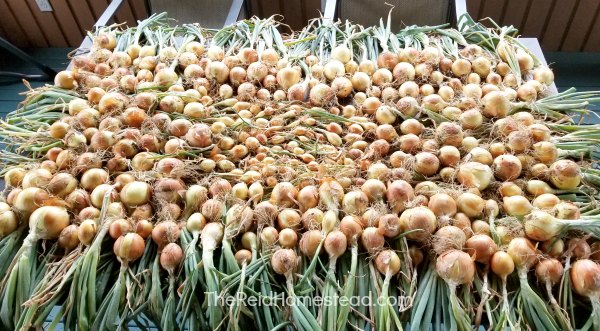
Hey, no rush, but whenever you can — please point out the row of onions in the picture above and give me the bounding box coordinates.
[0,12,600,331]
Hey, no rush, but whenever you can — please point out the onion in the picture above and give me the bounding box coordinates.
[436,122,463,147]
[570,259,600,297]
[152,221,181,248]
[0,210,18,238]
[160,242,183,273]
[120,181,152,207]
[493,154,522,181]
[277,228,297,248]
[399,207,437,241]
[360,179,387,202]
[457,162,493,190]
[80,168,109,191]
[277,67,301,89]
[507,237,537,270]
[78,219,97,246]
[532,193,560,210]
[481,91,510,118]
[4,168,25,187]
[360,227,384,253]
[54,70,76,89]
[502,196,532,216]
[568,238,591,259]
[533,67,555,85]
[276,208,301,230]
[414,152,440,176]
[271,249,297,276]
[351,72,370,91]
[456,192,484,218]
[45,173,77,198]
[270,182,298,208]
[386,180,414,213]
[436,250,475,286]
[14,187,52,214]
[22,168,52,189]
[491,251,515,280]
[550,160,580,190]
[309,83,334,106]
[376,214,400,238]
[114,233,145,263]
[185,123,212,148]
[465,234,497,264]
[29,206,70,240]
[108,218,131,240]
[433,226,467,254]
[428,193,457,222]
[555,201,580,220]
[375,250,401,277]
[299,230,324,258]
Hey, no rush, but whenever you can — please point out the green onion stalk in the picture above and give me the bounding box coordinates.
[218,231,260,330]
[507,238,559,331]
[272,248,321,331]
[201,221,225,330]
[124,239,158,325]
[472,272,498,330]
[373,250,404,331]
[350,252,373,330]
[559,238,583,331]
[512,88,600,120]
[0,223,26,277]
[177,226,207,329]
[73,186,118,331]
[321,230,347,331]
[159,242,184,331]
[147,250,164,323]
[334,242,358,331]
[92,233,146,331]
[435,250,475,331]
[252,228,285,330]
[0,242,55,329]
[17,245,83,330]
[535,258,574,331]
[0,205,70,329]
[410,259,443,331]
[524,210,600,241]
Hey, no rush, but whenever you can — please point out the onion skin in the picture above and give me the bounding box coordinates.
[550,160,581,190]
[491,251,515,279]
[29,206,70,240]
[160,242,183,272]
[570,259,600,297]
[507,237,538,270]
[375,250,401,276]
[465,234,497,264]
[113,232,146,263]
[399,207,437,241]
[436,250,475,286]
[271,249,298,276]
[523,210,561,241]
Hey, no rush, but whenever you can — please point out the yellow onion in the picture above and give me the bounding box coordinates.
[550,160,580,190]
[570,259,600,298]
[507,237,537,270]
[457,162,493,190]
[271,248,297,276]
[113,232,145,263]
[120,181,152,207]
[29,206,70,240]
[399,207,437,241]
[375,250,401,276]
[436,250,475,286]
[160,242,183,272]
